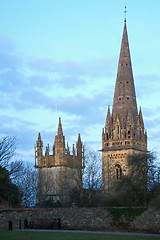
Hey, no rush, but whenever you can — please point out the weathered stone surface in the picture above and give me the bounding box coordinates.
[0,208,112,230]
[1,208,160,233]
[132,209,160,233]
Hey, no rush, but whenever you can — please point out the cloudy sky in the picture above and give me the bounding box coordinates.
[1,0,160,163]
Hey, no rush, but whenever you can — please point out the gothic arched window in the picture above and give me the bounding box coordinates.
[117,125,119,134]
[115,164,122,179]
[106,133,109,140]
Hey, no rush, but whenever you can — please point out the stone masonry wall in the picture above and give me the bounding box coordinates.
[0,207,160,233]
[0,208,112,230]
[132,209,160,233]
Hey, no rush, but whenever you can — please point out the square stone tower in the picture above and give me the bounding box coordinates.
[35,118,83,205]
[102,20,147,191]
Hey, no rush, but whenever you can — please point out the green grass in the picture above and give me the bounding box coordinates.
[0,231,160,240]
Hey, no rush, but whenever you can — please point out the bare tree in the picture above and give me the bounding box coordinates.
[82,146,102,190]
[12,165,38,207]
[0,136,24,178]
[0,136,38,207]
[70,146,103,207]
[9,160,24,179]
[0,136,16,168]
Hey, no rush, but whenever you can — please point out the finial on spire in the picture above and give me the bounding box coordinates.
[38,132,41,140]
[77,134,81,144]
[57,117,63,136]
[37,132,43,146]
[58,117,62,128]
[124,5,127,22]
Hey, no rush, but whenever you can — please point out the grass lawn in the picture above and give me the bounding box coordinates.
[0,231,160,240]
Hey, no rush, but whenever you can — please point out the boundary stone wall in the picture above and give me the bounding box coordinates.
[0,208,112,230]
[132,209,160,233]
[0,207,160,233]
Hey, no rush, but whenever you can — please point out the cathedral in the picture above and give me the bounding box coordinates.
[35,118,83,205]
[35,18,147,203]
[102,19,147,190]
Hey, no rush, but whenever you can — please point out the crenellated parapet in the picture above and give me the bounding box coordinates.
[35,118,83,169]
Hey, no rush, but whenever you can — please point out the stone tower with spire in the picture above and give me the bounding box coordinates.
[35,117,83,205]
[102,20,147,190]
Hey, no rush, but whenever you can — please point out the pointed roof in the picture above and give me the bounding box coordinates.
[105,105,111,125]
[112,21,138,119]
[57,117,63,136]
[38,132,42,141]
[77,134,82,145]
[37,132,43,146]
[54,117,65,147]
[139,107,144,127]
[37,132,42,143]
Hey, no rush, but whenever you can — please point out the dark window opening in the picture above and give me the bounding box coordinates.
[117,125,119,134]
[106,133,109,140]
[116,164,122,179]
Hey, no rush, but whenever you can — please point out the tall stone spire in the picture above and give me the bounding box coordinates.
[112,21,138,120]
[102,19,147,191]
[103,20,147,146]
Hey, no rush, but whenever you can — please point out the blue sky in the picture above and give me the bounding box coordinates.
[0,0,160,163]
